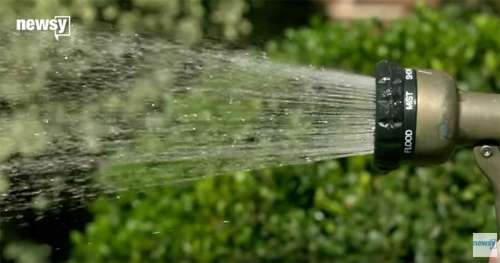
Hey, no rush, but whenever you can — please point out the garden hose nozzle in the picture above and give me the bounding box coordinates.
[374,60,500,238]
[374,60,500,170]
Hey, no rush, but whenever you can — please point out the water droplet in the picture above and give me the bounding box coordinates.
[377,77,390,84]
[314,211,324,221]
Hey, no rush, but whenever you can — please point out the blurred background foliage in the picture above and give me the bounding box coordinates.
[0,0,250,43]
[1,0,500,262]
[267,4,500,93]
[0,0,314,44]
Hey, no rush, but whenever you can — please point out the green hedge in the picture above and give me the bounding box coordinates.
[267,6,499,93]
[68,6,500,263]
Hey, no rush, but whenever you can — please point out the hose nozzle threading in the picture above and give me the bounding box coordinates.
[374,61,500,171]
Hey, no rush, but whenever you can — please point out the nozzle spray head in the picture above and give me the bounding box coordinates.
[374,61,500,171]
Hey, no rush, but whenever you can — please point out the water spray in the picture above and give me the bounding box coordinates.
[374,61,500,235]
[0,31,498,244]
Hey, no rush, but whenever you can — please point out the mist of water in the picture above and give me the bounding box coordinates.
[0,28,375,219]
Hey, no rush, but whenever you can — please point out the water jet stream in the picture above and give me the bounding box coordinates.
[0,29,375,219]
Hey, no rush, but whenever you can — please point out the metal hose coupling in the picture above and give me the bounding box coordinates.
[374,60,500,171]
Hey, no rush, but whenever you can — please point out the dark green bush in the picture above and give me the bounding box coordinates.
[69,6,500,263]
[267,6,499,93]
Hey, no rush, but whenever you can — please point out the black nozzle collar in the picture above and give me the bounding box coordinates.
[374,61,417,171]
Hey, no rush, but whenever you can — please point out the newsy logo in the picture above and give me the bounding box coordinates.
[16,16,71,40]
[473,233,497,258]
